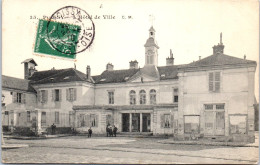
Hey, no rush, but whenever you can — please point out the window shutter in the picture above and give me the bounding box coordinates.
[45,90,48,103]
[51,90,54,101]
[215,72,220,92]
[22,93,26,104]
[59,89,62,101]
[95,115,98,127]
[160,114,164,128]
[215,82,220,92]
[215,72,220,81]
[74,88,77,101]
[209,73,214,91]
[86,114,91,127]
[66,89,69,101]
[12,92,17,103]
[170,114,174,128]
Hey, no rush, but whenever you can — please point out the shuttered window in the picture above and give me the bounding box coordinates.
[209,72,221,92]
[12,92,26,104]
[66,88,77,101]
[39,90,48,103]
[52,89,62,102]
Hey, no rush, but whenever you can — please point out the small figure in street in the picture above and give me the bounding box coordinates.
[109,126,113,137]
[106,124,110,137]
[88,127,92,138]
[113,125,118,137]
[51,123,56,135]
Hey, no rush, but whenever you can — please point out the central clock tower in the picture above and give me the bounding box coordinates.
[144,26,159,66]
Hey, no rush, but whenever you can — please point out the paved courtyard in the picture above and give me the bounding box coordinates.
[2,136,259,164]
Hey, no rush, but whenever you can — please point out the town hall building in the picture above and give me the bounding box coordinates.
[2,26,257,142]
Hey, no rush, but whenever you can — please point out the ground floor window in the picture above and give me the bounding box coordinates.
[55,111,59,124]
[90,114,98,127]
[78,114,98,127]
[230,115,247,134]
[69,111,74,126]
[41,112,46,126]
[79,114,85,127]
[184,115,200,134]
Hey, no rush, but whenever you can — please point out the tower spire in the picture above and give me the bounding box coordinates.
[149,15,155,26]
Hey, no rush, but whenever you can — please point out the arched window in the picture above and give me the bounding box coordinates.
[129,90,136,105]
[139,90,146,105]
[150,89,156,104]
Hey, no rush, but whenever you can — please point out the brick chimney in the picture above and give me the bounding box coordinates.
[86,65,91,80]
[166,49,174,66]
[106,63,114,71]
[213,32,224,55]
[129,60,138,69]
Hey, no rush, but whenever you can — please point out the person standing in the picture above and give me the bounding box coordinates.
[88,127,92,138]
[113,125,118,137]
[106,124,110,137]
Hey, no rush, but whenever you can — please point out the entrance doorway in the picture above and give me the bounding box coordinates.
[142,113,151,132]
[122,113,151,132]
[132,113,140,132]
[122,113,129,132]
[204,104,225,136]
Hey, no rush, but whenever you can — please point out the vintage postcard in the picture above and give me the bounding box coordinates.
[1,0,259,164]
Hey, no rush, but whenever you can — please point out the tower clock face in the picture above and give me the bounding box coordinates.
[146,49,154,55]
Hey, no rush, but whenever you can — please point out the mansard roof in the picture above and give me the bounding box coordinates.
[187,53,256,67]
[30,68,93,84]
[2,75,36,93]
[25,53,256,85]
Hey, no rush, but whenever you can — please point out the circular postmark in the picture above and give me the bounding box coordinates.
[46,6,95,55]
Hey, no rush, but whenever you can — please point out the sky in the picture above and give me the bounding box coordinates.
[2,0,259,100]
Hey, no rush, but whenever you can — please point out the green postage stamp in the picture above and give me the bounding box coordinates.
[34,19,80,59]
[34,6,95,60]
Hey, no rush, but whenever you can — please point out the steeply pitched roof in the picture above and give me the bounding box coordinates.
[30,68,92,84]
[94,69,139,84]
[2,75,36,93]
[187,53,256,67]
